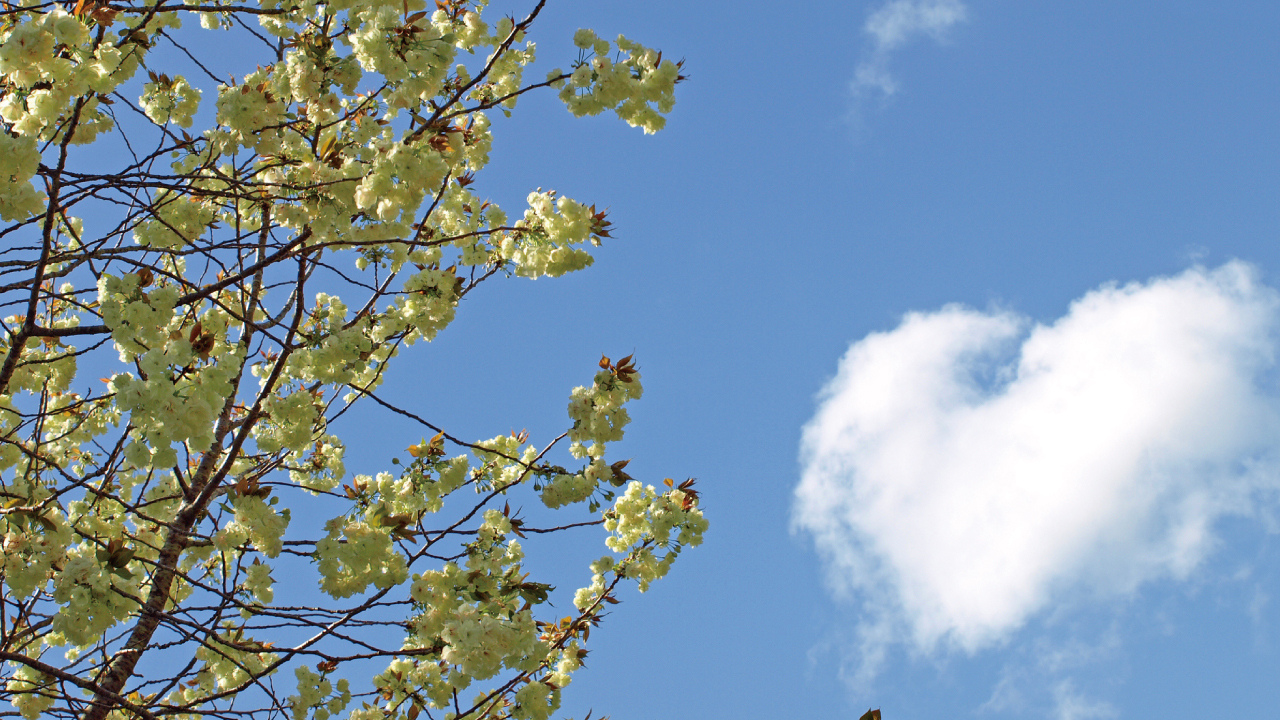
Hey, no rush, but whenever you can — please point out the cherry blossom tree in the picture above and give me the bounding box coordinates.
[0,1,706,718]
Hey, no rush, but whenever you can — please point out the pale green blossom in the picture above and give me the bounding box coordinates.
[0,3,700,718]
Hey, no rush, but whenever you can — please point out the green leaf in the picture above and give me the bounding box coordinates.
[110,547,136,568]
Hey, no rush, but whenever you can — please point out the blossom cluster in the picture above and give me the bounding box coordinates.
[5,665,52,720]
[551,29,682,134]
[132,192,217,249]
[0,7,133,145]
[101,273,241,466]
[506,191,600,279]
[288,665,352,720]
[315,516,409,598]
[0,2,699,719]
[140,73,202,127]
[194,623,279,692]
[568,368,643,453]
[0,132,44,221]
[395,513,563,718]
[215,494,291,559]
[571,480,708,614]
[1,492,71,601]
[49,542,142,649]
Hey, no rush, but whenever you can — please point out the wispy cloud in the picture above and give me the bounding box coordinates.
[854,0,968,96]
[794,263,1280,658]
[979,631,1123,719]
[1053,680,1118,720]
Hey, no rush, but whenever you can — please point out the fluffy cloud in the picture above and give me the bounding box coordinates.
[854,0,967,95]
[794,263,1280,654]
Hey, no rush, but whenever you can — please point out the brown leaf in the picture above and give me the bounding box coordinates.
[858,710,881,720]
[427,431,446,456]
[609,459,633,485]
[192,332,215,359]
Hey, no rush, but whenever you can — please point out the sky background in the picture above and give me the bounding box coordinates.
[344,2,1280,719]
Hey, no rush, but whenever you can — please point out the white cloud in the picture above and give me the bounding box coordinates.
[1052,681,1117,720]
[854,0,967,96]
[794,262,1280,655]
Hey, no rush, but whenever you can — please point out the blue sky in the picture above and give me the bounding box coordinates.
[359,2,1280,719]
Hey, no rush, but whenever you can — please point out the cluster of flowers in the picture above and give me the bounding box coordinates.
[385,263,461,345]
[505,191,601,279]
[140,73,202,127]
[41,468,197,654]
[605,481,708,590]
[0,483,71,601]
[100,273,241,468]
[465,433,540,493]
[1,1,699,718]
[6,665,52,720]
[0,291,92,475]
[132,192,217,249]
[0,133,44,221]
[214,493,291,559]
[253,389,324,454]
[271,293,372,385]
[390,511,560,719]
[194,622,280,692]
[551,29,682,134]
[288,664,353,720]
[568,367,643,454]
[288,433,349,492]
[571,480,708,613]
[538,457,615,510]
[314,515,409,599]
[0,6,134,147]
[243,559,275,604]
[49,542,143,649]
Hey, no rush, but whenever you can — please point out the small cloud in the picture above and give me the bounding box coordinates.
[1053,680,1118,720]
[979,668,1027,715]
[1248,581,1270,640]
[794,263,1280,660]
[978,630,1122,719]
[853,0,968,96]
[1183,244,1211,264]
